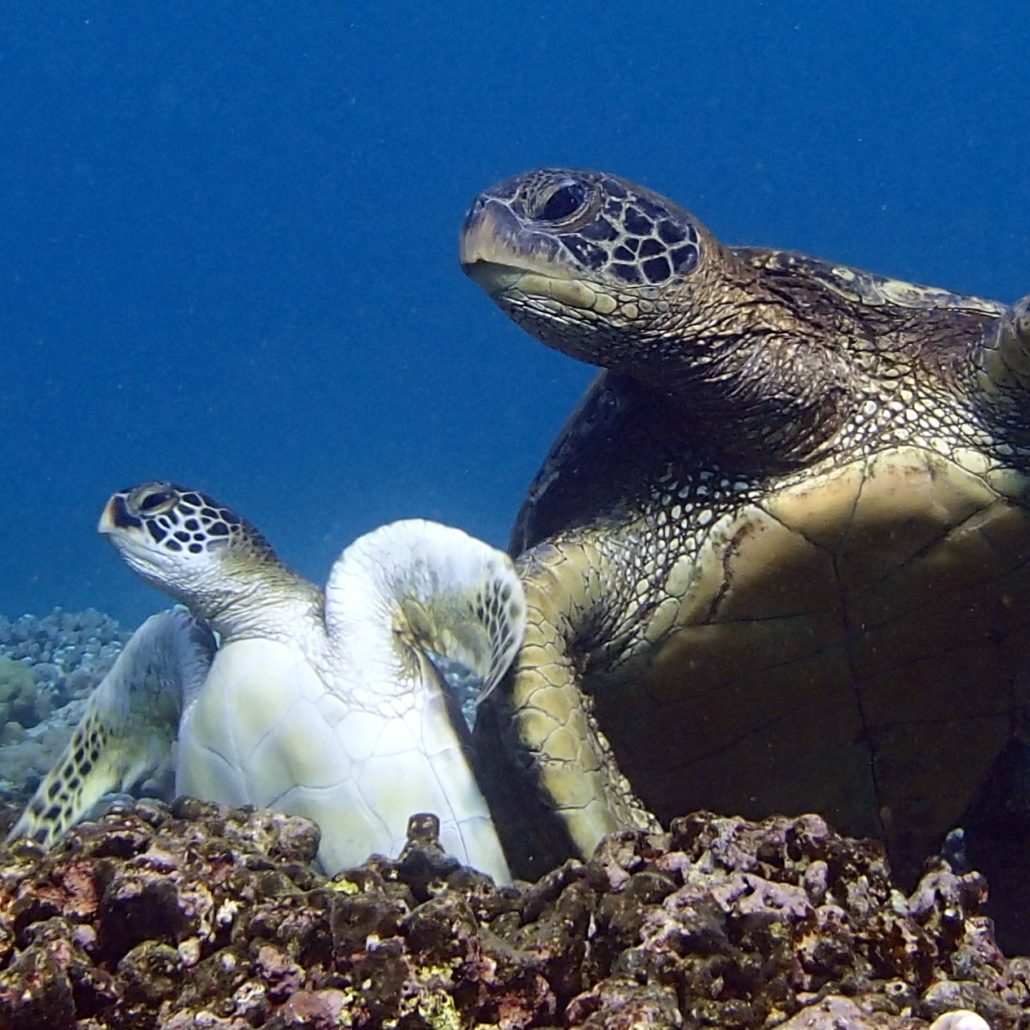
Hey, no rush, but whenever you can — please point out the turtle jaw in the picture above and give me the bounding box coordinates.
[464,261,617,325]
[98,493,196,604]
[460,195,580,293]
[98,493,141,533]
[461,192,657,365]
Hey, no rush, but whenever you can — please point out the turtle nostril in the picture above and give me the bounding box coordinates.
[536,182,587,223]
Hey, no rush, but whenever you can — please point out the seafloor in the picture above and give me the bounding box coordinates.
[0,609,1028,1029]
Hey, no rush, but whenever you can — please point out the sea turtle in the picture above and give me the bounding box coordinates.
[10,485,526,882]
[460,168,1030,887]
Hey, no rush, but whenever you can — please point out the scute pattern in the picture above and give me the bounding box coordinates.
[181,634,495,871]
[111,483,277,561]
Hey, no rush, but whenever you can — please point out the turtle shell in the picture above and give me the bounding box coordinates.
[490,366,1030,886]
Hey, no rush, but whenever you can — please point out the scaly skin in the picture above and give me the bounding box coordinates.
[463,169,1030,881]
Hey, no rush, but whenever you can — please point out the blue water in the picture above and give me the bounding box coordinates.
[3,3,1029,625]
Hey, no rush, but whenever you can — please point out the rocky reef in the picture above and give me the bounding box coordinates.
[0,801,1025,1029]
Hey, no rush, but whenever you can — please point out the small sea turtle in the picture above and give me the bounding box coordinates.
[461,168,1030,886]
[11,484,525,881]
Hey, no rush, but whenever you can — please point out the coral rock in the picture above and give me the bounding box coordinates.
[0,804,1026,1028]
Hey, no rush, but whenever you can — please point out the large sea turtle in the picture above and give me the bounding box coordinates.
[460,168,1030,888]
[9,485,525,882]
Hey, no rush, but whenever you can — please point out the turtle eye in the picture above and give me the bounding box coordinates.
[535,181,588,223]
[133,486,176,515]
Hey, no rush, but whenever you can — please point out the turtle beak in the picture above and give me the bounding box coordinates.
[459,197,531,294]
[98,494,140,534]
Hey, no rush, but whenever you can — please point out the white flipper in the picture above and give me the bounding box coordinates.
[7,608,215,847]
[326,518,526,705]
[322,519,525,880]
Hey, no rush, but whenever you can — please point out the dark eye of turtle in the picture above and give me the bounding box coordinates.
[536,182,587,222]
[138,490,174,512]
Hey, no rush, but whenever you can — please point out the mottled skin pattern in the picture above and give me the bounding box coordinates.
[462,169,1030,882]
[8,609,214,846]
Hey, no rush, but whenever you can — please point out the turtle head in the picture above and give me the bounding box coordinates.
[462,169,853,463]
[461,169,724,373]
[99,482,281,617]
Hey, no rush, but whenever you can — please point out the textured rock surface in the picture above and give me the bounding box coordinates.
[0,802,1025,1029]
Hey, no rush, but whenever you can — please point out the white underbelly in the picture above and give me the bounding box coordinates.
[176,637,509,881]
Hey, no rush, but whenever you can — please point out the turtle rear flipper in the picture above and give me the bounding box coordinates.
[6,608,215,847]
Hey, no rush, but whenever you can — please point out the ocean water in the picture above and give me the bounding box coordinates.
[3,3,1029,623]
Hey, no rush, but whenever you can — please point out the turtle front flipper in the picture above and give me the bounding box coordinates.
[320,519,526,881]
[476,535,660,878]
[326,518,526,704]
[6,609,215,847]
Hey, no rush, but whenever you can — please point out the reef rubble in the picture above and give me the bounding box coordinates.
[0,801,1026,1029]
